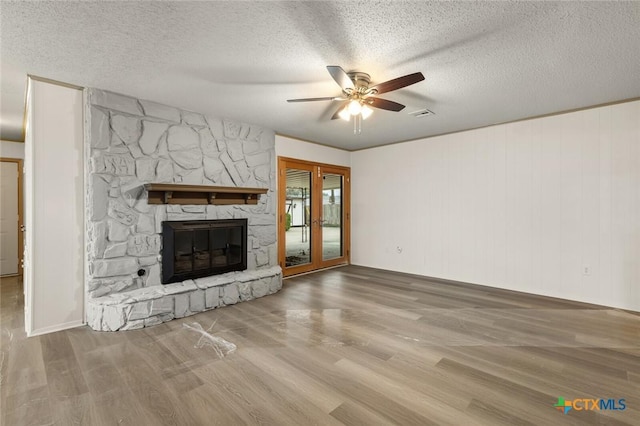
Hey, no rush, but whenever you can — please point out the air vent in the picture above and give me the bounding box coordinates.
[408,109,435,118]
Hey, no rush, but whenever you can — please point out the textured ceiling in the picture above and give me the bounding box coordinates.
[1,1,639,150]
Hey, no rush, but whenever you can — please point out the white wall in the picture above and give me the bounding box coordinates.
[275,134,351,167]
[24,79,84,336]
[0,140,25,159]
[352,100,640,311]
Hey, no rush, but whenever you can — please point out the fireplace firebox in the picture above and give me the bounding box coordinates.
[161,219,247,284]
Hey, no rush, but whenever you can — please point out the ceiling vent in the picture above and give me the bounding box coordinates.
[408,108,435,118]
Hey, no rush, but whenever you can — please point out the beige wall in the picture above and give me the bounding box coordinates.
[0,140,25,159]
[275,135,351,167]
[352,100,640,311]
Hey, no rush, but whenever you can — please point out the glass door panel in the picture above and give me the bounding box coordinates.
[193,230,210,270]
[279,157,350,276]
[174,230,193,274]
[321,173,343,261]
[284,168,312,268]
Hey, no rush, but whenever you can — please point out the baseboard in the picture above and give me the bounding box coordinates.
[27,319,85,337]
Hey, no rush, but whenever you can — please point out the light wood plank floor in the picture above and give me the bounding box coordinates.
[2,265,639,425]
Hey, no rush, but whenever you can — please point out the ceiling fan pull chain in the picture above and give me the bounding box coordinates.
[354,114,362,135]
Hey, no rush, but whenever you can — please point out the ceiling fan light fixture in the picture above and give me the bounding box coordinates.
[361,104,373,120]
[338,107,351,121]
[348,99,362,116]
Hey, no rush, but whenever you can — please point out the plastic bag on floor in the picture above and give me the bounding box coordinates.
[183,321,237,358]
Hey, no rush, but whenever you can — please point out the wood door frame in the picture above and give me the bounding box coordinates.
[0,157,24,276]
[278,157,351,277]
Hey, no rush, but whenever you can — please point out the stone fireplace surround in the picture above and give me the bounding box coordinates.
[85,89,282,331]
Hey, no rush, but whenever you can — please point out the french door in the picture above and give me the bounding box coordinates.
[278,157,350,276]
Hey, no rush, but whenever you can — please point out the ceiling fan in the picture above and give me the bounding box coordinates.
[287,66,425,133]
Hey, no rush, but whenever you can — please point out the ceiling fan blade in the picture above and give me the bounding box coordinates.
[366,97,406,112]
[369,72,425,95]
[327,66,355,91]
[330,102,348,120]
[287,96,343,102]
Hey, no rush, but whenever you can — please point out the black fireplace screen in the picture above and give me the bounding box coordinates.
[161,219,247,284]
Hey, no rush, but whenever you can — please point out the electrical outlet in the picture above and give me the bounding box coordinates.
[583,266,591,276]
[396,246,403,254]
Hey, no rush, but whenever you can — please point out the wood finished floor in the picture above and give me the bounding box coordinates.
[1,265,639,425]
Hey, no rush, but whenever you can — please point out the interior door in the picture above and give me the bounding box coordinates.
[0,160,20,276]
[278,157,350,276]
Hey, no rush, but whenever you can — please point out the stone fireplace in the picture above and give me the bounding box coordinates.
[85,89,282,331]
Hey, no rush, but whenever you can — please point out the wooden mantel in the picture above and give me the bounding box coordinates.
[144,183,268,205]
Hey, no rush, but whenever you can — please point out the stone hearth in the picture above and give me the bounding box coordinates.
[87,266,281,331]
[85,88,281,331]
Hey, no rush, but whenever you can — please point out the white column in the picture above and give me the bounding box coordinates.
[24,78,85,336]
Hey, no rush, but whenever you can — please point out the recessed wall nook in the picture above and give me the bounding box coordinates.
[85,89,282,331]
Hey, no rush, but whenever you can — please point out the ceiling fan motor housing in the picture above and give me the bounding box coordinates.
[346,72,372,95]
